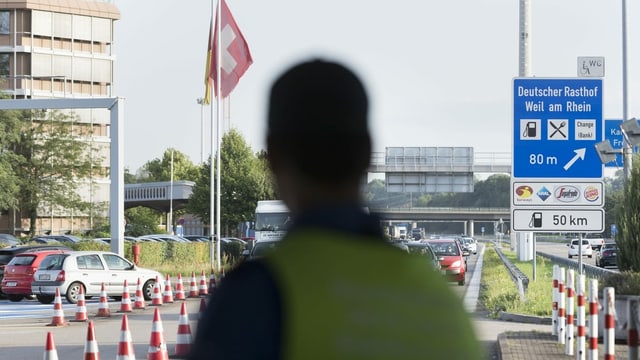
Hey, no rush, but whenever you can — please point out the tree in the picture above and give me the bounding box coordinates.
[3,109,100,235]
[136,149,199,183]
[187,129,273,236]
[0,109,24,211]
[616,155,640,271]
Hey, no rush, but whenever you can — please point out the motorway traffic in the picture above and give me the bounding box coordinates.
[0,240,614,359]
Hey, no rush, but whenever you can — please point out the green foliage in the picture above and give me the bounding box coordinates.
[479,245,553,318]
[124,206,162,237]
[601,271,640,295]
[616,154,640,271]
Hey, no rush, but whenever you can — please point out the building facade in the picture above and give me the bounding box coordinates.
[0,0,120,236]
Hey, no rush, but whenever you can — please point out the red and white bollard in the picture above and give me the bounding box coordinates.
[576,273,586,360]
[588,278,599,360]
[552,264,559,336]
[603,286,615,360]
[558,267,566,345]
[565,269,574,356]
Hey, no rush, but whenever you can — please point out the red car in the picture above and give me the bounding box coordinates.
[0,248,69,302]
[426,239,467,286]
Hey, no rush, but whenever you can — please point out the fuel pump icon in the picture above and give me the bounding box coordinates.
[529,212,542,228]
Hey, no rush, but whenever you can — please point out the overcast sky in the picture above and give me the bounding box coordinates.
[112,0,639,173]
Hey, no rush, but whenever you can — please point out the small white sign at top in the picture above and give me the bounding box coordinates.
[578,57,605,77]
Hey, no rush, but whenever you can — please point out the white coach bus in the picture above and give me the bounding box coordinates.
[254,200,290,242]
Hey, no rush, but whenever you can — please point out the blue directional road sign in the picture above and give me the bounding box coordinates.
[513,78,603,178]
[604,119,638,168]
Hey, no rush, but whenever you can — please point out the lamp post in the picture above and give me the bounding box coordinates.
[196,98,205,163]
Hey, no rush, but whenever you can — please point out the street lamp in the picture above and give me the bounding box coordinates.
[196,98,205,163]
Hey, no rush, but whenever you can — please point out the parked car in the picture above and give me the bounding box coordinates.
[426,239,467,286]
[567,239,593,258]
[30,235,81,245]
[31,251,162,304]
[0,234,20,247]
[0,245,72,298]
[596,242,618,268]
[183,235,210,242]
[0,248,70,302]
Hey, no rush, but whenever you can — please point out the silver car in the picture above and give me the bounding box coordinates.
[31,251,162,304]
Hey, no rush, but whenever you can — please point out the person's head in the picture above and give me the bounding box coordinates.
[266,59,371,213]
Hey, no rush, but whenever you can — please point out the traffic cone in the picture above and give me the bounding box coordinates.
[174,273,185,300]
[188,272,199,298]
[83,321,100,360]
[162,274,174,304]
[151,276,163,306]
[208,271,217,294]
[119,279,133,313]
[134,277,146,310]
[72,285,88,322]
[147,307,169,360]
[199,297,207,318]
[43,332,59,360]
[172,302,192,358]
[198,270,208,297]
[116,315,135,360]
[47,287,68,327]
[96,282,111,317]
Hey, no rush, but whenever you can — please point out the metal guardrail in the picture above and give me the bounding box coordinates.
[536,251,617,280]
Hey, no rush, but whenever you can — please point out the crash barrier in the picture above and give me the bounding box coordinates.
[552,265,640,359]
[495,246,529,293]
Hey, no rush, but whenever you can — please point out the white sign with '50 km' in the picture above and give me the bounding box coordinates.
[512,208,604,232]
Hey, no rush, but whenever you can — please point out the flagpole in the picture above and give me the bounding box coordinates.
[215,0,222,273]
[208,0,216,272]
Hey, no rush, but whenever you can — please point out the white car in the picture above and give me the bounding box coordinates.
[31,251,162,304]
[567,239,593,259]
[462,237,478,255]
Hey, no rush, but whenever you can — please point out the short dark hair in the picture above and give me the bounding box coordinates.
[267,59,371,183]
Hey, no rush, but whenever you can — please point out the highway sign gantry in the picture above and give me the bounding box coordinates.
[513,78,604,179]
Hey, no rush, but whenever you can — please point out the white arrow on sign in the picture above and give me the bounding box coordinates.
[563,148,586,171]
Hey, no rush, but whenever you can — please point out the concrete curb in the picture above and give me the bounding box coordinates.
[498,311,552,325]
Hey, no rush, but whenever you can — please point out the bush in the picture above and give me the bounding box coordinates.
[601,271,640,295]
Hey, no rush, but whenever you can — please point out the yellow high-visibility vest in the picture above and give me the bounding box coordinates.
[265,229,483,360]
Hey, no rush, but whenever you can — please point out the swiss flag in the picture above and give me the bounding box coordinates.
[210,0,253,98]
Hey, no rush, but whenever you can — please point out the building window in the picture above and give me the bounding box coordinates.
[0,12,9,35]
[0,54,9,77]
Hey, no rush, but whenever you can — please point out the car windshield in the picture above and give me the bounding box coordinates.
[251,242,279,257]
[8,255,37,266]
[432,242,459,256]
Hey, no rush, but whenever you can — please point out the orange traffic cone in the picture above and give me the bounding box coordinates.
[43,332,59,360]
[134,277,146,310]
[71,285,88,322]
[188,272,199,298]
[198,270,208,297]
[116,315,135,360]
[162,274,174,304]
[147,307,169,360]
[119,279,133,313]
[47,288,68,327]
[174,273,185,300]
[83,321,100,360]
[96,282,111,317]
[172,302,192,357]
[208,271,217,294]
[151,276,163,306]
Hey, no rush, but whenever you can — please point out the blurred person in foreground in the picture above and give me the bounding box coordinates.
[189,59,483,360]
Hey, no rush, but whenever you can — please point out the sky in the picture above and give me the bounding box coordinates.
[112,0,640,174]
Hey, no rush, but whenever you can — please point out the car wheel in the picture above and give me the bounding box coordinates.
[65,282,84,304]
[143,279,156,301]
[36,294,55,304]
[588,255,593,258]
[7,294,23,302]
[458,276,466,286]
[112,296,122,302]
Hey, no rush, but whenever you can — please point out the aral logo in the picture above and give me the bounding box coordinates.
[584,186,600,202]
[554,185,580,202]
[537,186,551,201]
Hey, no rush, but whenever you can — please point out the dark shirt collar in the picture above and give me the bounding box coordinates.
[286,204,382,238]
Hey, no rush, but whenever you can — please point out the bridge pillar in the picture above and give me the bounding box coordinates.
[467,220,474,237]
